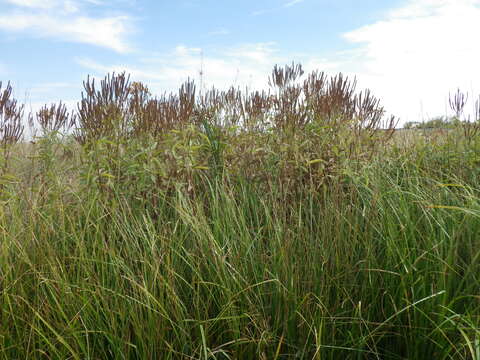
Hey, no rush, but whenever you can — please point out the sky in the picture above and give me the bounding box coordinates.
[0,0,479,125]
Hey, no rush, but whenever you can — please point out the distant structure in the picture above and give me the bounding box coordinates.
[199,50,204,95]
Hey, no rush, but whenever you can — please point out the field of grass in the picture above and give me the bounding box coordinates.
[0,65,479,359]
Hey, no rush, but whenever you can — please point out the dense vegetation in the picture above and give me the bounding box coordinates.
[403,116,462,129]
[0,64,479,359]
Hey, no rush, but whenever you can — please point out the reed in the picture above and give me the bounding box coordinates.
[0,64,479,359]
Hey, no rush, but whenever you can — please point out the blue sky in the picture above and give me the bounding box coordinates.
[1,0,479,124]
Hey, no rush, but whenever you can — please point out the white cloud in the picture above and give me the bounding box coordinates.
[0,63,7,77]
[224,42,279,65]
[251,9,269,16]
[14,81,77,110]
[5,0,80,12]
[284,0,304,7]
[174,45,202,57]
[208,28,230,36]
[29,82,73,94]
[0,0,132,52]
[63,0,79,13]
[83,0,104,4]
[341,0,480,122]
[25,99,78,114]
[5,0,58,8]
[253,0,305,16]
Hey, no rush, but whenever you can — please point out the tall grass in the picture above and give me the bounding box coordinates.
[0,64,479,359]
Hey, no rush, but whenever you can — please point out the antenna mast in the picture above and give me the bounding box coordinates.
[199,50,204,96]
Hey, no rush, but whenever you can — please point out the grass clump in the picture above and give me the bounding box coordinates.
[0,64,479,359]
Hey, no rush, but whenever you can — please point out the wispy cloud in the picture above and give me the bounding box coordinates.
[5,0,58,8]
[223,42,280,65]
[4,0,81,12]
[208,28,230,36]
[252,0,305,16]
[0,0,134,52]
[284,0,304,8]
[251,9,269,16]
[22,82,77,115]
[0,63,7,77]
[83,0,104,5]
[29,82,74,94]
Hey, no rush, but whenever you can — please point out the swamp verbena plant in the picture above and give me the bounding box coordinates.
[69,64,397,197]
[0,81,24,176]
